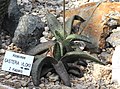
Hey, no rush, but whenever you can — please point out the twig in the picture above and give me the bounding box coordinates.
[63,0,66,35]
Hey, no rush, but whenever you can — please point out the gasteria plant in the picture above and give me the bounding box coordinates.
[31,13,105,87]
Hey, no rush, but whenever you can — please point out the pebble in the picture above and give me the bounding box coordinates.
[0,73,5,78]
[49,74,59,82]
[99,52,112,63]
[42,31,49,37]
[40,37,48,42]
[5,74,12,79]
[20,80,28,87]
[57,16,63,22]
[39,84,45,88]
[0,49,5,54]
[44,26,49,31]
[46,72,52,77]
[11,76,18,80]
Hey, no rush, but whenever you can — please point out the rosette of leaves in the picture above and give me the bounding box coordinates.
[31,13,105,87]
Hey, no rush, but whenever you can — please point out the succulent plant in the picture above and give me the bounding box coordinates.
[31,13,105,87]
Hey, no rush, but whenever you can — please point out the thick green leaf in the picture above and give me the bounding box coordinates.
[31,55,57,86]
[55,30,64,41]
[53,41,63,61]
[65,34,91,43]
[46,13,65,41]
[65,15,85,36]
[77,59,88,67]
[26,41,55,55]
[53,61,71,86]
[68,65,83,78]
[60,51,105,65]
[63,40,74,52]
[63,34,91,52]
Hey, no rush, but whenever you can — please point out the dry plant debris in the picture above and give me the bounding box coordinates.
[65,2,120,51]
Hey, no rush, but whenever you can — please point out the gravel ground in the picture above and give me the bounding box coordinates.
[0,0,120,89]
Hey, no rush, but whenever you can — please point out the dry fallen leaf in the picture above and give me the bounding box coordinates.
[65,2,120,52]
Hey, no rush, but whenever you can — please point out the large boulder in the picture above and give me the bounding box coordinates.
[2,0,22,37]
[12,14,45,52]
[0,0,10,30]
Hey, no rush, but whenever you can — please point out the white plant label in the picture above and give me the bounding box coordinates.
[2,51,34,76]
[112,45,120,84]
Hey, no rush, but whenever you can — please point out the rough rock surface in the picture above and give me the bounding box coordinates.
[106,27,120,47]
[0,0,10,31]
[2,0,23,37]
[12,14,44,52]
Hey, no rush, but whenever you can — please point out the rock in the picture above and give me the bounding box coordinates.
[24,3,32,12]
[0,83,15,89]
[5,74,12,79]
[46,72,52,77]
[99,52,112,63]
[42,31,49,37]
[2,0,23,37]
[0,49,6,54]
[4,80,14,87]
[13,81,22,88]
[75,84,86,89]
[20,80,29,87]
[106,27,120,47]
[12,14,44,52]
[44,26,49,32]
[0,0,10,31]
[112,45,120,84]
[0,74,5,78]
[39,84,45,88]
[49,74,59,82]
[40,37,48,43]
[0,39,2,49]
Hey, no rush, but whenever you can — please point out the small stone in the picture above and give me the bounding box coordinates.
[21,80,28,87]
[5,74,12,79]
[3,80,14,87]
[99,52,112,63]
[44,78,49,84]
[54,81,60,85]
[57,17,63,23]
[7,46,11,50]
[14,81,22,88]
[106,32,120,47]
[44,26,49,32]
[24,4,32,12]
[0,73,5,78]
[42,31,49,37]
[39,84,45,88]
[75,84,86,89]
[0,49,5,54]
[11,76,18,80]
[9,43,15,47]
[40,77,45,82]
[32,12,37,15]
[46,72,51,77]
[50,82,55,85]
[40,37,48,43]
[49,74,59,82]
[52,37,56,41]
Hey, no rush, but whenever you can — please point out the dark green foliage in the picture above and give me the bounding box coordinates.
[31,13,105,87]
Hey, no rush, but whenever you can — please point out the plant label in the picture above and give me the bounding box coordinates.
[2,51,34,76]
[112,45,120,84]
